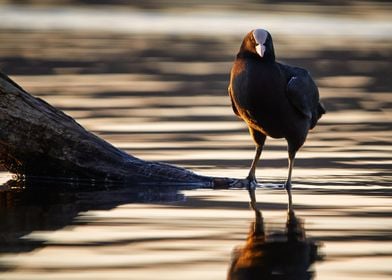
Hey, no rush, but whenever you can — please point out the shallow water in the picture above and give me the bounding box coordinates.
[0,2,391,279]
[0,178,391,280]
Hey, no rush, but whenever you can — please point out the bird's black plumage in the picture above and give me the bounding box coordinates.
[228,29,325,212]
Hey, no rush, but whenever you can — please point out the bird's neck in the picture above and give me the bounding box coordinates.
[237,51,276,62]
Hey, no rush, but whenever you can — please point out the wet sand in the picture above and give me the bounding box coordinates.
[0,2,391,279]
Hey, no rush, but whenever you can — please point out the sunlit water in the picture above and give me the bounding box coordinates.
[1,4,391,39]
[0,2,391,280]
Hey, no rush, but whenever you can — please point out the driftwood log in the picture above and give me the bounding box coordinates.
[0,71,233,188]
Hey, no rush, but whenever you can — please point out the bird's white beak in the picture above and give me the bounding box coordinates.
[256,44,266,57]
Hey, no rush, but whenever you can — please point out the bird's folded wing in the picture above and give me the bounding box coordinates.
[286,75,313,119]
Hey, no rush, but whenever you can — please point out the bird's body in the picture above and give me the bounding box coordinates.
[229,29,325,212]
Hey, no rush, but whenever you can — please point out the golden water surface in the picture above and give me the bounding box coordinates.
[0,2,391,279]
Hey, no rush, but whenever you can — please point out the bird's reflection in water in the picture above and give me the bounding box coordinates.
[228,210,322,280]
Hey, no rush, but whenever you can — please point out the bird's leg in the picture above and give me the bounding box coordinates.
[285,150,296,213]
[247,145,262,212]
[247,145,262,182]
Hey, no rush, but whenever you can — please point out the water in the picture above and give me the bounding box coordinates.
[1,4,391,39]
[0,2,391,279]
[0,179,390,279]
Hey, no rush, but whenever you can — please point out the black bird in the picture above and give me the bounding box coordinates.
[228,29,325,212]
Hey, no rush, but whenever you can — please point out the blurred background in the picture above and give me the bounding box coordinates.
[0,1,391,279]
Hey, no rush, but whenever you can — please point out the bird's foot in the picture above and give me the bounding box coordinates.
[247,177,259,190]
[228,177,260,189]
[229,177,260,212]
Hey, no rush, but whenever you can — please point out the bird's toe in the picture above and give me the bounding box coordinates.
[249,179,258,190]
[246,175,259,188]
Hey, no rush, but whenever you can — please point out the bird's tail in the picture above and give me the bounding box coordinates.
[310,102,326,129]
[318,102,326,116]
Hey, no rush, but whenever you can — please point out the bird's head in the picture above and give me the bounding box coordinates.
[239,29,275,61]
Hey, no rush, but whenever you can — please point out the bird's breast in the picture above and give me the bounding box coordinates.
[230,59,294,138]
[232,60,285,101]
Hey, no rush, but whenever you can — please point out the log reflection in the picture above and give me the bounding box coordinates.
[0,179,185,256]
[228,211,322,280]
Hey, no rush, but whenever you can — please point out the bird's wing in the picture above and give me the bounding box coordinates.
[281,64,324,129]
[285,69,318,120]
